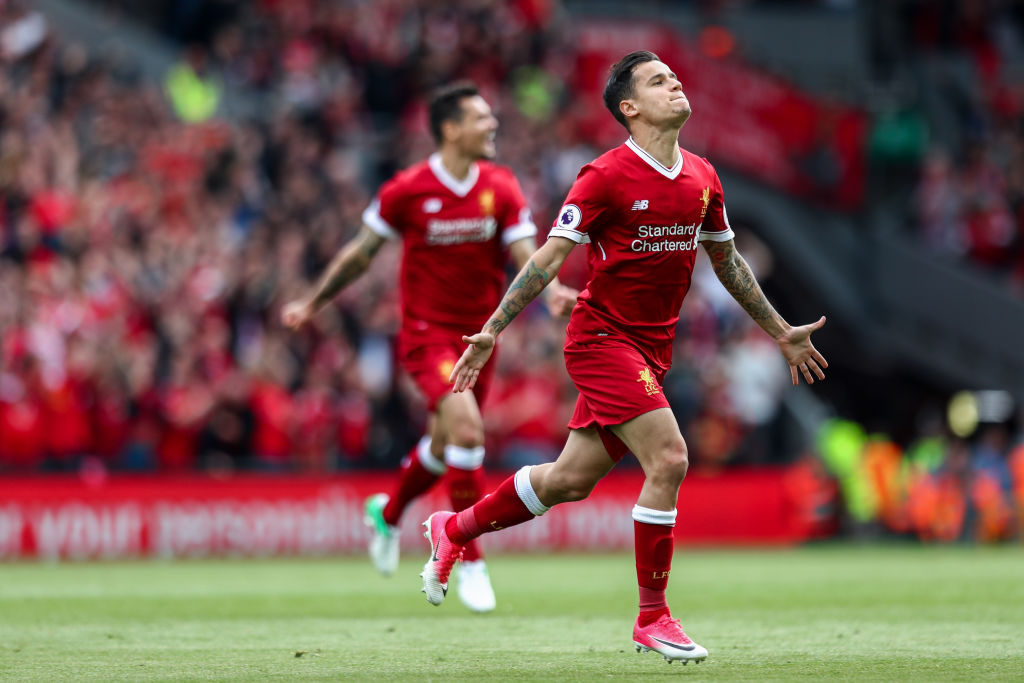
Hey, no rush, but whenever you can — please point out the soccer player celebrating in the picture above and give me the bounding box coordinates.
[282,82,576,612]
[424,52,828,661]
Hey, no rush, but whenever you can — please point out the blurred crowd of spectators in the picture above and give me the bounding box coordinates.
[818,414,1024,543]
[897,1,1024,289]
[0,0,791,473]
[807,0,1024,543]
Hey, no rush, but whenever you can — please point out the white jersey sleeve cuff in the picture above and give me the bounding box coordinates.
[548,227,591,244]
[362,200,400,240]
[502,220,537,247]
[698,227,735,242]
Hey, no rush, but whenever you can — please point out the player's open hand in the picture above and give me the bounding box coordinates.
[545,283,579,317]
[281,299,315,331]
[449,332,496,393]
[775,316,828,385]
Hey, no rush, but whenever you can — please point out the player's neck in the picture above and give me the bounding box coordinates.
[627,127,680,169]
[437,147,476,181]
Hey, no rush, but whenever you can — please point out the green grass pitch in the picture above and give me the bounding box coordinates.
[1,546,1022,681]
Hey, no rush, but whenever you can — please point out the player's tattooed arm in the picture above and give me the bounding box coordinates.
[309,225,387,309]
[702,239,788,339]
[483,236,575,336]
[484,260,553,335]
[283,225,387,330]
[507,237,579,317]
[451,236,576,393]
[703,238,829,386]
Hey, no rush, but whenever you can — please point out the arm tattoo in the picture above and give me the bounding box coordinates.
[312,234,383,308]
[706,242,786,338]
[484,260,552,336]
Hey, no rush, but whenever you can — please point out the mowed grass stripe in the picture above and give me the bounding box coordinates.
[0,547,1021,681]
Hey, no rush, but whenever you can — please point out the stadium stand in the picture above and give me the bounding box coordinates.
[1,0,1022,543]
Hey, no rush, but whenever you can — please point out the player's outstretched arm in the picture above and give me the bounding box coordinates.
[702,239,828,385]
[281,225,386,330]
[450,236,576,392]
[508,237,579,317]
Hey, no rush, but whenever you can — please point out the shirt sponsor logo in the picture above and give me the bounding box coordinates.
[557,204,582,230]
[631,200,649,211]
[426,216,497,245]
[638,367,660,396]
[631,222,700,252]
[423,198,443,213]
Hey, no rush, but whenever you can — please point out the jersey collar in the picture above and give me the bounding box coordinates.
[625,137,683,180]
[428,153,479,197]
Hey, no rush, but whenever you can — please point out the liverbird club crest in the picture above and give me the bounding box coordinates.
[479,188,495,216]
[637,367,660,396]
[699,187,711,221]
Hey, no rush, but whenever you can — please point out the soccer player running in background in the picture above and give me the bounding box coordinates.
[282,82,577,612]
[423,52,828,661]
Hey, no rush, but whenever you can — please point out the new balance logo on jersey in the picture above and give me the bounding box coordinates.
[631,200,649,211]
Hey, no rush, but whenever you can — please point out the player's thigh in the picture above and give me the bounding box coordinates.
[534,427,617,504]
[609,407,687,475]
[436,389,484,445]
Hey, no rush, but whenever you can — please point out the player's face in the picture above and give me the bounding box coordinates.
[626,60,690,129]
[451,95,498,160]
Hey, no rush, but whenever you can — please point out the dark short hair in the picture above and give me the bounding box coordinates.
[603,50,660,131]
[428,81,480,144]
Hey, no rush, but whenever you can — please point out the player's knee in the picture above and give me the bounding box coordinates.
[446,428,481,448]
[448,420,484,448]
[541,469,597,503]
[649,439,689,485]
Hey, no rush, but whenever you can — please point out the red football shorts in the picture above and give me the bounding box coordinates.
[398,324,496,413]
[564,338,670,462]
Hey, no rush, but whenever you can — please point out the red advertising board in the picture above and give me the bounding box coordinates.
[0,468,823,559]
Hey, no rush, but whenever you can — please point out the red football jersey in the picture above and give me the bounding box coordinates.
[363,154,536,330]
[550,138,734,371]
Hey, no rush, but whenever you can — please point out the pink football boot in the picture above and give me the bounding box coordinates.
[633,612,708,664]
[419,511,464,606]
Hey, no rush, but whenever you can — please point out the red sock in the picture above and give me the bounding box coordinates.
[446,465,486,562]
[382,446,441,527]
[635,517,675,626]
[445,474,535,545]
